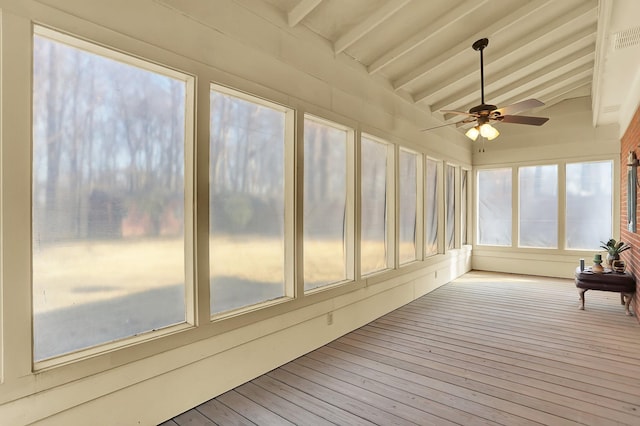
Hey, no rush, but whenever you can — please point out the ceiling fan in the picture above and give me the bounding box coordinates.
[425,38,549,141]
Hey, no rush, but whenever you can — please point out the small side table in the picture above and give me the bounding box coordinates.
[574,267,636,315]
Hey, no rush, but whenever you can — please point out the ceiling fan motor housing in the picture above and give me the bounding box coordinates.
[469,103,497,115]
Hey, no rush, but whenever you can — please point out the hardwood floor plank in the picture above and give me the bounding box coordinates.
[234,381,333,425]
[196,399,255,426]
[294,354,473,425]
[329,338,616,425]
[414,292,638,332]
[268,368,414,425]
[306,348,541,426]
[374,315,640,377]
[398,302,640,354]
[421,290,639,332]
[252,374,377,426]
[216,390,295,425]
[342,328,640,424]
[166,272,640,426]
[411,289,637,325]
[173,409,216,426]
[385,309,640,366]
[354,324,640,405]
[322,340,579,426]
[280,361,431,425]
[369,318,640,396]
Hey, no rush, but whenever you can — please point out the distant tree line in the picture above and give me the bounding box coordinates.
[33,35,186,244]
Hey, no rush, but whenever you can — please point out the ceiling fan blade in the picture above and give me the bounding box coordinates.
[495,99,545,116]
[500,115,549,126]
[441,110,475,116]
[421,118,475,131]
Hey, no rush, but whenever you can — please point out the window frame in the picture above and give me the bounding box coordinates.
[302,113,355,292]
[517,164,559,249]
[445,163,457,250]
[425,157,443,257]
[397,147,423,265]
[475,157,618,252]
[208,83,296,319]
[565,159,615,250]
[461,168,470,246]
[476,167,513,247]
[31,25,197,369]
[360,133,395,277]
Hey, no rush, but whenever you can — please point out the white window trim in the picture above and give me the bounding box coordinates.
[476,167,513,248]
[398,147,423,265]
[208,83,296,319]
[475,157,618,252]
[32,25,197,369]
[302,114,356,293]
[445,163,457,251]
[360,133,395,277]
[517,164,559,249]
[425,157,442,257]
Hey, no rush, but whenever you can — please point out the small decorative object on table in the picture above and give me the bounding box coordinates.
[592,253,604,273]
[599,238,631,268]
[612,259,626,273]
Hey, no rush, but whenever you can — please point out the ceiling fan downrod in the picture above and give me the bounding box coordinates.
[468,38,497,116]
[473,38,489,105]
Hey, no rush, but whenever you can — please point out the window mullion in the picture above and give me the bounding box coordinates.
[386,143,396,270]
[3,10,33,378]
[558,162,566,250]
[512,167,518,249]
[415,154,424,260]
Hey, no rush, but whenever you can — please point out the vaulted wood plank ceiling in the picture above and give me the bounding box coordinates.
[261,0,640,131]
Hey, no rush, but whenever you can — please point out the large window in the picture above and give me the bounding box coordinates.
[361,135,391,276]
[209,86,290,315]
[519,165,558,248]
[304,116,352,291]
[399,149,418,264]
[425,159,439,256]
[446,165,456,249]
[566,161,613,249]
[32,29,191,361]
[477,168,512,246]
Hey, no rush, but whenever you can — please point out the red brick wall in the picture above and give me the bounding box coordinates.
[620,105,640,321]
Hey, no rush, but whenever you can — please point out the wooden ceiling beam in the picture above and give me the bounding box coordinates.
[415,25,597,105]
[414,2,596,97]
[497,68,593,109]
[334,0,410,54]
[432,44,595,113]
[485,61,594,110]
[393,0,559,91]
[287,0,323,27]
[444,67,593,120]
[539,79,592,109]
[367,0,489,75]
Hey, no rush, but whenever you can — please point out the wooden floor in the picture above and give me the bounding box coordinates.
[161,271,640,425]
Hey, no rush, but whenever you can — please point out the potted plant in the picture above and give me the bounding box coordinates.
[599,238,631,268]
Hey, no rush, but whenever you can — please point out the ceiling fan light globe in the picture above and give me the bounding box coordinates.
[465,126,480,141]
[479,123,499,140]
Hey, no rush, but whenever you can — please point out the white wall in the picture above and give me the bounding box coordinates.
[472,96,620,278]
[0,0,472,424]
